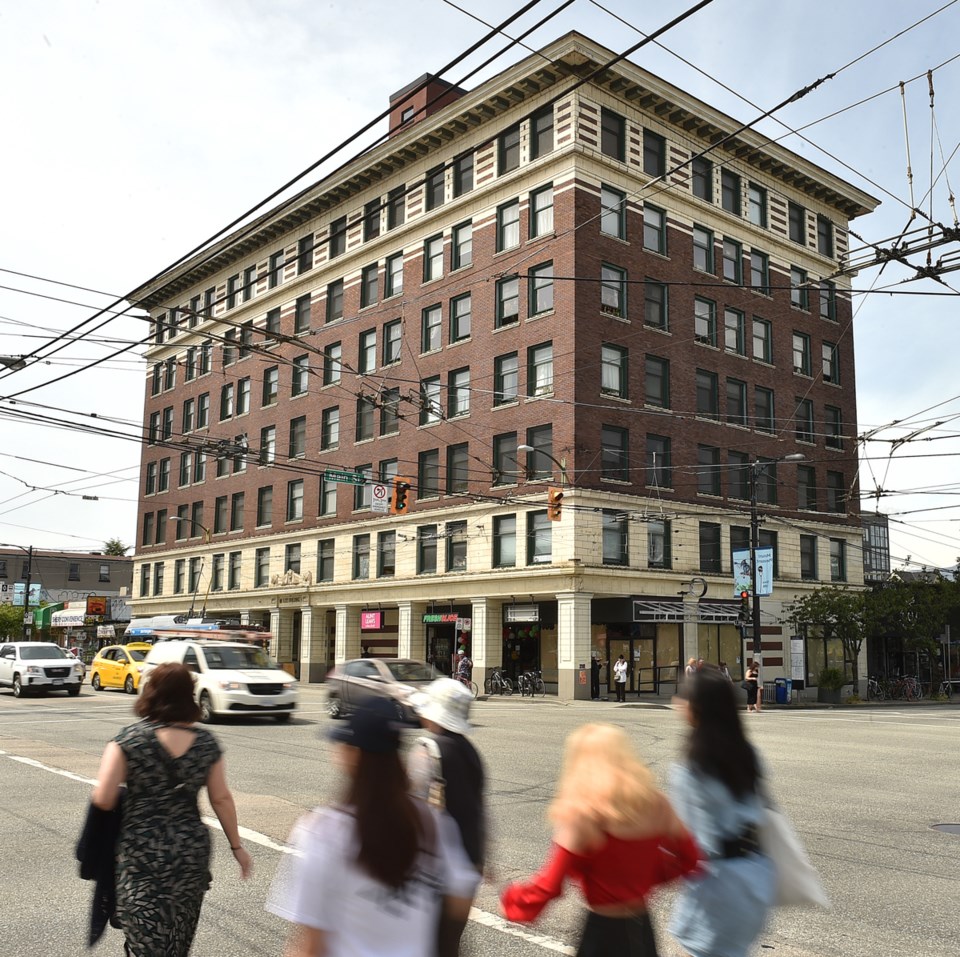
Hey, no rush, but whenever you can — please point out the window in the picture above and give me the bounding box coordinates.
[420,305,442,354]
[493,432,519,486]
[152,563,164,596]
[788,203,806,244]
[214,496,228,534]
[453,153,473,196]
[530,186,554,238]
[257,485,273,527]
[817,215,834,257]
[326,279,344,323]
[800,535,818,580]
[726,378,747,426]
[446,443,469,494]
[286,480,304,521]
[255,548,271,587]
[601,344,627,397]
[162,407,173,440]
[643,130,665,177]
[423,234,443,282]
[323,343,342,385]
[755,459,778,505]
[795,398,815,443]
[797,466,817,510]
[450,293,471,342]
[200,340,212,374]
[601,108,625,161]
[527,511,552,565]
[719,308,744,356]
[648,519,671,569]
[420,377,442,425]
[319,477,337,516]
[284,543,301,577]
[354,467,373,510]
[357,329,376,375]
[291,355,309,397]
[643,204,666,254]
[694,297,717,346]
[646,434,672,488]
[222,330,238,368]
[819,280,837,321]
[447,520,468,571]
[600,264,626,317]
[497,200,520,252]
[262,366,279,406]
[227,551,241,590]
[602,511,628,566]
[791,267,809,310]
[355,396,375,441]
[721,170,741,215]
[193,452,206,484]
[722,239,742,283]
[184,348,197,381]
[826,471,845,514]
[377,531,396,578]
[699,522,722,573]
[259,425,276,466]
[697,445,721,495]
[317,540,335,582]
[236,378,251,416]
[752,318,772,363]
[529,106,554,159]
[446,367,470,418]
[329,216,347,259]
[601,426,629,481]
[387,186,405,229]
[793,333,812,375]
[692,156,712,200]
[289,416,306,458]
[728,451,749,500]
[528,262,554,315]
[696,369,719,419]
[265,307,281,340]
[451,222,472,270]
[401,106,414,123]
[298,235,314,274]
[145,461,157,495]
[417,526,438,575]
[425,165,445,210]
[499,124,520,173]
[747,184,767,227]
[493,515,517,567]
[692,226,714,273]
[750,250,769,294]
[418,449,440,498]
[494,353,519,406]
[363,198,381,242]
[825,406,844,449]
[142,514,153,547]
[830,538,846,582]
[163,357,176,390]
[156,459,170,493]
[359,264,379,309]
[383,319,402,365]
[644,281,668,330]
[219,383,235,421]
[822,342,839,383]
[754,387,775,432]
[496,276,520,327]
[268,250,284,289]
[186,556,201,594]
[353,535,370,580]
[525,424,553,480]
[644,355,670,407]
[179,452,192,487]
[600,185,626,239]
[173,559,185,594]
[227,491,244,532]
[385,253,403,297]
[380,389,400,436]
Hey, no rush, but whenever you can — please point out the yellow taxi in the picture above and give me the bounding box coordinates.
[90,643,153,694]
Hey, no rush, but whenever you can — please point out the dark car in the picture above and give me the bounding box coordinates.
[326,658,436,722]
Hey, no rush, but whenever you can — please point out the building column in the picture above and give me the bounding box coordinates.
[397,601,427,662]
[682,594,700,667]
[334,604,361,664]
[470,598,500,693]
[299,604,328,683]
[556,591,594,701]
[269,607,282,662]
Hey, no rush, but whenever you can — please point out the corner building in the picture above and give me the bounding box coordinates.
[132,33,878,699]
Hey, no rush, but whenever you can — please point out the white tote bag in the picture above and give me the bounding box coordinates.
[758,805,830,909]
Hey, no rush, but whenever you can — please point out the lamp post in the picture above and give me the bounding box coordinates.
[168,516,212,618]
[516,444,568,484]
[0,356,27,371]
[749,454,805,691]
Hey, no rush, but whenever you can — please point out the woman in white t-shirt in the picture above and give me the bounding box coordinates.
[268,696,479,957]
[613,654,629,702]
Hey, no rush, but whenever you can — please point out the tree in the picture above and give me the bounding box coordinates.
[103,538,128,556]
[0,603,26,639]
[788,587,866,689]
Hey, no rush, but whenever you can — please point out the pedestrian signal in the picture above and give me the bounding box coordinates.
[547,487,563,521]
[391,478,411,514]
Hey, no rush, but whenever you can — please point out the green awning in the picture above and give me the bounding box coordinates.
[33,603,64,629]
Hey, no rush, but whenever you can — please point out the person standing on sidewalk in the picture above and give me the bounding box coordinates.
[590,653,605,700]
[744,660,760,713]
[613,655,628,702]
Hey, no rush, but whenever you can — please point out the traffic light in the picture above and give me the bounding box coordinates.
[547,487,564,521]
[738,589,751,623]
[390,478,411,514]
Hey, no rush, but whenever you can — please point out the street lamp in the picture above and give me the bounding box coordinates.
[517,444,568,484]
[0,356,27,371]
[749,453,805,690]
[168,515,212,618]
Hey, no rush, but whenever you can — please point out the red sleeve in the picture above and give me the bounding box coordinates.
[500,844,579,923]
[656,830,704,885]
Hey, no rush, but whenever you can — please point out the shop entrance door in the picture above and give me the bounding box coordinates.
[606,637,658,695]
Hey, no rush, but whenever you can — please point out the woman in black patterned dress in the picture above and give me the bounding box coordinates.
[92,662,252,956]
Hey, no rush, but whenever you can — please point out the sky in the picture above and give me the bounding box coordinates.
[2,0,960,571]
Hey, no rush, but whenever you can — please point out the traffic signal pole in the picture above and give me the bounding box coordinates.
[749,466,762,691]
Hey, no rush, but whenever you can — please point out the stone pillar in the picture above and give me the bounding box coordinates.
[556,591,594,701]
[334,604,361,664]
[471,598,500,693]
[681,595,700,667]
[299,604,329,683]
[397,601,427,662]
[269,607,282,662]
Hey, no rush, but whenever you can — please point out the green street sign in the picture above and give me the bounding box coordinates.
[324,469,366,486]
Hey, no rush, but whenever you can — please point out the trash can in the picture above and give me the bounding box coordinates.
[763,680,776,704]
[774,677,788,705]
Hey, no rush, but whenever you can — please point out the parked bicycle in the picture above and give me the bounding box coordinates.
[517,669,546,697]
[866,676,886,701]
[888,675,923,701]
[453,671,479,699]
[937,679,954,699]
[483,667,513,696]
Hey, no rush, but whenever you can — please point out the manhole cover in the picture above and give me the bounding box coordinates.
[930,823,960,835]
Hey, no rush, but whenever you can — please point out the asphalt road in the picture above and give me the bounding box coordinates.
[1,684,958,957]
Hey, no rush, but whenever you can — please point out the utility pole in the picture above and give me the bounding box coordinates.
[21,545,34,640]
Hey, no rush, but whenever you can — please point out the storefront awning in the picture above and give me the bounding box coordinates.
[632,600,740,623]
[33,603,64,629]
[51,608,89,628]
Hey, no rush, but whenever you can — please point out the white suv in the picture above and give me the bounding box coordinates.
[0,642,84,697]
[140,640,297,722]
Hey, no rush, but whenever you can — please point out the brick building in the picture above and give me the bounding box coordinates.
[131,33,877,699]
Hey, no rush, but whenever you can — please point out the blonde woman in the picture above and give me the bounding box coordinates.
[501,724,701,956]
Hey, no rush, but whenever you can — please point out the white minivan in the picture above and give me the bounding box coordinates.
[140,640,297,722]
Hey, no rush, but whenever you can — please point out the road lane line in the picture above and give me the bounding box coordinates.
[2,749,577,955]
